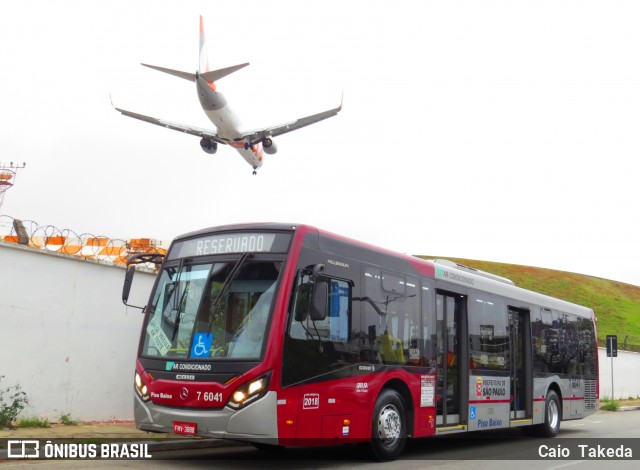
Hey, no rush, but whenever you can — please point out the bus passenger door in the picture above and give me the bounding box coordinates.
[436,291,466,427]
[508,307,531,420]
[284,268,364,444]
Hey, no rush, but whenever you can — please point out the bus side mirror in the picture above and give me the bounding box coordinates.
[311,279,329,321]
[123,253,165,310]
[294,281,312,322]
[122,265,136,305]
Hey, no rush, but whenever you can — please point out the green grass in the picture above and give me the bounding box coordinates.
[421,256,640,349]
[17,416,50,428]
[58,413,81,426]
[599,399,620,411]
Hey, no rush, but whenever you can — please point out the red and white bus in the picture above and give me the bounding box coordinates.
[122,223,598,460]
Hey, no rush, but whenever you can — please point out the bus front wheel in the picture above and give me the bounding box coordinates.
[368,388,407,461]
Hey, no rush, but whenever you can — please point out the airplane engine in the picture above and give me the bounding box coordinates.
[262,137,278,155]
[200,138,217,154]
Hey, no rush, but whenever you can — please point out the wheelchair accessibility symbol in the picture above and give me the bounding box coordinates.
[470,406,476,420]
[190,333,213,358]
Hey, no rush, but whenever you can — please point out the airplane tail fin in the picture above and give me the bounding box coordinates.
[140,17,249,87]
[197,15,249,89]
[199,15,209,73]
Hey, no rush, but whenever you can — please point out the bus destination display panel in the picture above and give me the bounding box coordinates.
[168,232,292,259]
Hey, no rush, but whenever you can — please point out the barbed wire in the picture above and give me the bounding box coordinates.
[0,215,167,268]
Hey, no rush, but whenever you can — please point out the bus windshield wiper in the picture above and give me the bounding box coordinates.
[171,280,189,341]
[166,265,185,342]
[208,252,251,324]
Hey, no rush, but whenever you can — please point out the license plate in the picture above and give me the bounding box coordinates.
[173,421,197,436]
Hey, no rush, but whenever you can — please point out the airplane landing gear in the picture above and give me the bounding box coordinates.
[252,167,257,175]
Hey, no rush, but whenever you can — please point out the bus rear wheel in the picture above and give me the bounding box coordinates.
[524,390,561,437]
[541,390,561,437]
[368,389,407,461]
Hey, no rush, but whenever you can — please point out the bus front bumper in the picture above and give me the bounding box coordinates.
[134,391,278,443]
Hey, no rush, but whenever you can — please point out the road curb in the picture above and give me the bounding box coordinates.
[618,406,640,412]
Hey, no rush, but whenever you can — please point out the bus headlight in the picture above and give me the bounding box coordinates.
[134,371,150,401]
[227,373,270,410]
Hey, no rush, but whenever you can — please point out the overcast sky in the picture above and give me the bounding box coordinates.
[1,0,639,286]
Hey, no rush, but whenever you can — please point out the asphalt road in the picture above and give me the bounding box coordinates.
[3,410,639,469]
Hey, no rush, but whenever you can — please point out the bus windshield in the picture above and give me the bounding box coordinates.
[141,259,281,360]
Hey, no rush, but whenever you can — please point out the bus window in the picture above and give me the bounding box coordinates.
[577,316,597,379]
[283,272,353,386]
[197,261,280,359]
[227,283,275,358]
[532,308,552,375]
[289,274,351,343]
[564,314,580,376]
[143,264,210,357]
[359,267,419,365]
[141,260,280,360]
[421,279,436,368]
[468,293,509,371]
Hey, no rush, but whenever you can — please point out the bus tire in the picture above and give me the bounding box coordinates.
[368,388,407,461]
[524,390,561,437]
[541,390,561,437]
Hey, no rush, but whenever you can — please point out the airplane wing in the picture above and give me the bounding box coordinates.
[238,99,342,145]
[114,106,226,145]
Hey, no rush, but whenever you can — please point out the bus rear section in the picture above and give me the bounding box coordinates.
[124,223,599,460]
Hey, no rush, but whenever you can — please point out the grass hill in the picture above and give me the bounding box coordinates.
[420,256,640,351]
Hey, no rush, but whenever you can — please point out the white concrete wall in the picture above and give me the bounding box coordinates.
[598,347,640,400]
[0,241,155,421]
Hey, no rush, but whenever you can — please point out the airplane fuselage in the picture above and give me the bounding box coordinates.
[115,16,340,174]
[196,76,264,170]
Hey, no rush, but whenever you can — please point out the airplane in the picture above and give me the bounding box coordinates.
[114,16,341,175]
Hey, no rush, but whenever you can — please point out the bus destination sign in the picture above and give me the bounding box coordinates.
[168,232,292,259]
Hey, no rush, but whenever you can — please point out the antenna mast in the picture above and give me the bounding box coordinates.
[0,162,26,213]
